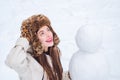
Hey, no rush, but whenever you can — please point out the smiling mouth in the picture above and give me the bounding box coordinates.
[46,38,53,43]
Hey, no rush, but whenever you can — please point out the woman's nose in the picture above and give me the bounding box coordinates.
[46,32,51,37]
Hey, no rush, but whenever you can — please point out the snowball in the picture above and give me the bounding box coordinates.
[75,25,102,53]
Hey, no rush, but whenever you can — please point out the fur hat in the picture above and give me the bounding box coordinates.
[21,14,59,56]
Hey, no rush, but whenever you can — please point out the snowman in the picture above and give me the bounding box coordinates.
[69,25,109,80]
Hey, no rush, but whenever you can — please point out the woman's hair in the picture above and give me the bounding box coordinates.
[21,14,63,80]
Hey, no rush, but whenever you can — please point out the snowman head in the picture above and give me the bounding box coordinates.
[75,25,102,53]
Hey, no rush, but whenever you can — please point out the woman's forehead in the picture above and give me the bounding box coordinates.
[38,26,49,31]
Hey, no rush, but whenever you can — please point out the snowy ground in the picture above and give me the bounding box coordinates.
[0,0,120,80]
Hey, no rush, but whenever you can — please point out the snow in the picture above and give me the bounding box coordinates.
[69,25,120,80]
[0,0,120,80]
[75,25,102,53]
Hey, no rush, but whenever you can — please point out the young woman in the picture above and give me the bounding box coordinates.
[5,14,70,80]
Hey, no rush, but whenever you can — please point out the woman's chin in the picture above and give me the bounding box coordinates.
[47,42,54,47]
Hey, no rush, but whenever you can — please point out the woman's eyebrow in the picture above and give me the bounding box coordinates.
[38,30,44,34]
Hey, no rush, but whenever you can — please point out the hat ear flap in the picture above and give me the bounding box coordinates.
[21,25,32,42]
[53,33,60,46]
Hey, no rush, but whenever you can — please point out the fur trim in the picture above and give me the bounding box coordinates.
[15,37,30,51]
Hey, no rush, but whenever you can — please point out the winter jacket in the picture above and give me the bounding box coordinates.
[5,37,70,80]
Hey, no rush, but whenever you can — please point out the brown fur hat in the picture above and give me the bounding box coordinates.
[21,14,59,56]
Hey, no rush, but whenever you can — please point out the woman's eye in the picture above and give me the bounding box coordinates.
[40,32,44,36]
[47,28,50,31]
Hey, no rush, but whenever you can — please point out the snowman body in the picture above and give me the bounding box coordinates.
[69,26,120,80]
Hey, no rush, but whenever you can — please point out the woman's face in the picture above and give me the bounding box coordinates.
[37,26,54,50]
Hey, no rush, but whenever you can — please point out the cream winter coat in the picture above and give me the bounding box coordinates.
[5,37,70,80]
